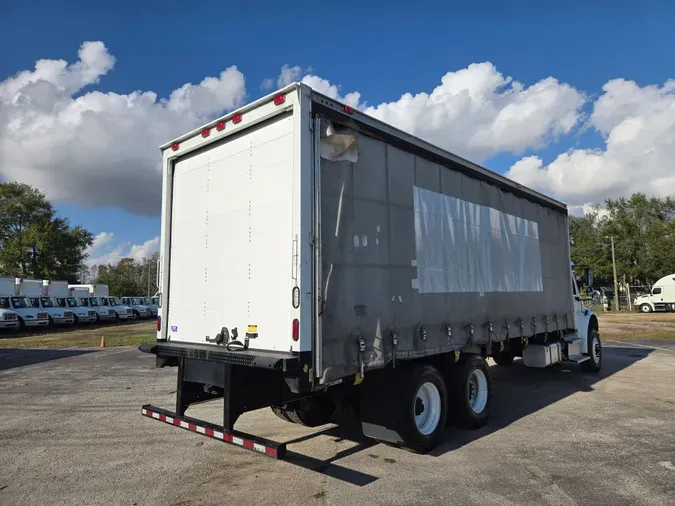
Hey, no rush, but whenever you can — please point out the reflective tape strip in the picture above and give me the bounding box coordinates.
[141,407,280,459]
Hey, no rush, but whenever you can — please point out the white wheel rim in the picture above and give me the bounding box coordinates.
[641,305,649,313]
[414,382,441,435]
[468,369,488,414]
[592,336,601,363]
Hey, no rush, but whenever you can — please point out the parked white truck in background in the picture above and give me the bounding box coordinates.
[69,285,116,323]
[635,274,675,313]
[0,277,49,329]
[121,297,153,320]
[47,280,98,324]
[17,278,74,326]
[0,287,20,331]
[139,83,602,457]
[104,296,135,321]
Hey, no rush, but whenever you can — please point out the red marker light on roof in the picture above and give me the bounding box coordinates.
[171,143,179,151]
[201,128,210,138]
[216,121,225,131]
[343,105,354,115]
[232,114,242,124]
[273,94,285,105]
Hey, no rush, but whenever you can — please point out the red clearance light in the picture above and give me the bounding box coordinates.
[232,114,242,124]
[273,94,285,105]
[171,143,179,151]
[201,128,210,138]
[292,318,299,341]
[343,105,354,115]
[216,121,225,131]
[157,315,161,332]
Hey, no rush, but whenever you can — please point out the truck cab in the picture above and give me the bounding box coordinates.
[102,296,134,321]
[7,296,49,329]
[55,296,98,324]
[0,297,20,331]
[141,297,158,317]
[121,297,153,320]
[29,296,75,326]
[79,296,116,323]
[635,274,675,313]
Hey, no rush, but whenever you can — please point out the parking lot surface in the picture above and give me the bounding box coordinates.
[1,341,674,505]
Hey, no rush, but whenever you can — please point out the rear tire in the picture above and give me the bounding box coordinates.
[492,350,515,366]
[397,364,448,453]
[448,355,491,429]
[581,329,602,373]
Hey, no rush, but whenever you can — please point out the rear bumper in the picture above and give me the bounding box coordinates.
[139,342,304,371]
[141,405,286,459]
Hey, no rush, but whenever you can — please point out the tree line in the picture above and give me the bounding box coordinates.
[0,182,157,296]
[570,193,675,288]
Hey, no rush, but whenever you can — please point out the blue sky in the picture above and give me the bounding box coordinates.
[1,0,674,265]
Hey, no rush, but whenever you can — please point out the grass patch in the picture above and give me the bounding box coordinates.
[0,321,155,349]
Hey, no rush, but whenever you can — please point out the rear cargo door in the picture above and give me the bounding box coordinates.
[167,112,297,351]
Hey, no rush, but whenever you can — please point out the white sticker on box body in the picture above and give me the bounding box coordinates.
[413,186,543,294]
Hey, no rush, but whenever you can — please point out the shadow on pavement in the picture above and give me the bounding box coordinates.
[273,344,653,483]
[0,348,94,371]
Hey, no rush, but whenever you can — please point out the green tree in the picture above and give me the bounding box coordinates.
[95,259,143,296]
[0,182,93,281]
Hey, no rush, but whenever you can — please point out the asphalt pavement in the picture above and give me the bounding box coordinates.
[0,341,674,505]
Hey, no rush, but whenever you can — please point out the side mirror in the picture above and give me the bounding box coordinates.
[584,266,593,288]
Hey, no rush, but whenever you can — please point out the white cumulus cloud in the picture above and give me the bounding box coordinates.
[85,232,159,267]
[506,78,675,207]
[0,41,246,216]
[270,62,585,160]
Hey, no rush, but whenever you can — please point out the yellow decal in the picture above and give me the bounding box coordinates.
[353,373,363,385]
[454,350,460,362]
[247,325,258,334]
[303,364,309,373]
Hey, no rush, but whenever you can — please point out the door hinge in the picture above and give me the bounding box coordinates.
[309,232,315,247]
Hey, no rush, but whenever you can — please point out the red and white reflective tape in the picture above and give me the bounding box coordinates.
[141,407,281,458]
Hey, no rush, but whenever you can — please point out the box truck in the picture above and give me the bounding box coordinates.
[0,279,20,330]
[16,278,74,326]
[635,274,675,313]
[0,277,49,329]
[46,280,98,324]
[69,285,116,322]
[139,83,602,456]
[121,296,153,320]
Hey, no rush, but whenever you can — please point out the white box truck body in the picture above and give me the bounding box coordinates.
[140,84,602,456]
[68,285,116,322]
[46,281,97,324]
[17,278,75,326]
[3,278,49,328]
[0,277,20,330]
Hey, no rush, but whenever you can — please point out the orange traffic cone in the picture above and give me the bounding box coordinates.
[99,336,105,348]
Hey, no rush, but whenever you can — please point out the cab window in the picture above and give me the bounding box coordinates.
[652,287,662,295]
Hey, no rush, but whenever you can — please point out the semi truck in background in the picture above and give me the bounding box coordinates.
[0,277,49,329]
[139,83,602,456]
[635,274,675,313]
[47,280,98,324]
[16,278,74,326]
